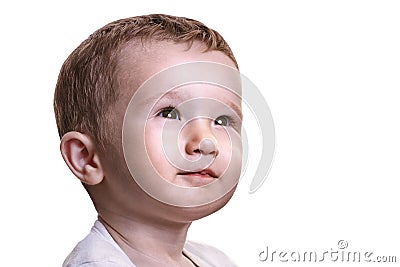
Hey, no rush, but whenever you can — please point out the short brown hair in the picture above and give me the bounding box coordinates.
[54,14,238,148]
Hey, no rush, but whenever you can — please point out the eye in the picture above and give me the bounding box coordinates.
[215,116,230,126]
[157,107,180,120]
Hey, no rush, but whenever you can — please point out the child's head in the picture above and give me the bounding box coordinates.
[54,14,238,150]
[54,14,242,221]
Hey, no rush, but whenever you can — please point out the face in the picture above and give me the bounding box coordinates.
[101,41,242,215]
[145,83,242,187]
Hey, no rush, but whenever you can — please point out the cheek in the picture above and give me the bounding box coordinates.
[144,121,176,180]
[145,123,162,154]
[217,129,242,179]
[144,123,164,166]
[214,128,234,165]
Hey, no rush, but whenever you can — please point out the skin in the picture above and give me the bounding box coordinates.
[145,82,240,187]
[60,41,242,266]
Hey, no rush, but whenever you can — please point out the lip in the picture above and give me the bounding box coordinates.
[177,169,218,179]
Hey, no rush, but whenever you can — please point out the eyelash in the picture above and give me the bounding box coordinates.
[215,115,232,127]
[156,106,238,127]
[156,105,180,120]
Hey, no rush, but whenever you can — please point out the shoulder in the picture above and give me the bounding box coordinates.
[184,240,238,267]
[62,222,135,267]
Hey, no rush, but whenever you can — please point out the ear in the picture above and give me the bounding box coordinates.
[60,132,104,185]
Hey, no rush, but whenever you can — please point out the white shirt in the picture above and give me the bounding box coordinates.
[63,221,238,267]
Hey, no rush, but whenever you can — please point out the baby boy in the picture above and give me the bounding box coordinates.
[54,14,242,266]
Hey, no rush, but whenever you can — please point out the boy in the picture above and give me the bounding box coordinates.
[54,14,242,266]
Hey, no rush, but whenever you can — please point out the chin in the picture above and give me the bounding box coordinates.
[167,186,237,223]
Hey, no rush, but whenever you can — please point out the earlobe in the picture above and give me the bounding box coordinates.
[60,132,104,185]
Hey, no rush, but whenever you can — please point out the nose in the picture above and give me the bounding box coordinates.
[183,119,219,157]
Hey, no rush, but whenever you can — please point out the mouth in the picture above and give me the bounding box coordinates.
[177,169,218,179]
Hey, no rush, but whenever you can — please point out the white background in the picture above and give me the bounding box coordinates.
[1,1,399,266]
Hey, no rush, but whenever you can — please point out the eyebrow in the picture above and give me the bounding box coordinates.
[228,101,243,120]
[140,90,187,107]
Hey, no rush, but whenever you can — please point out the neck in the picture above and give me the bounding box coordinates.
[98,209,195,266]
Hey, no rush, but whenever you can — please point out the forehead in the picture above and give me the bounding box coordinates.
[116,41,238,99]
